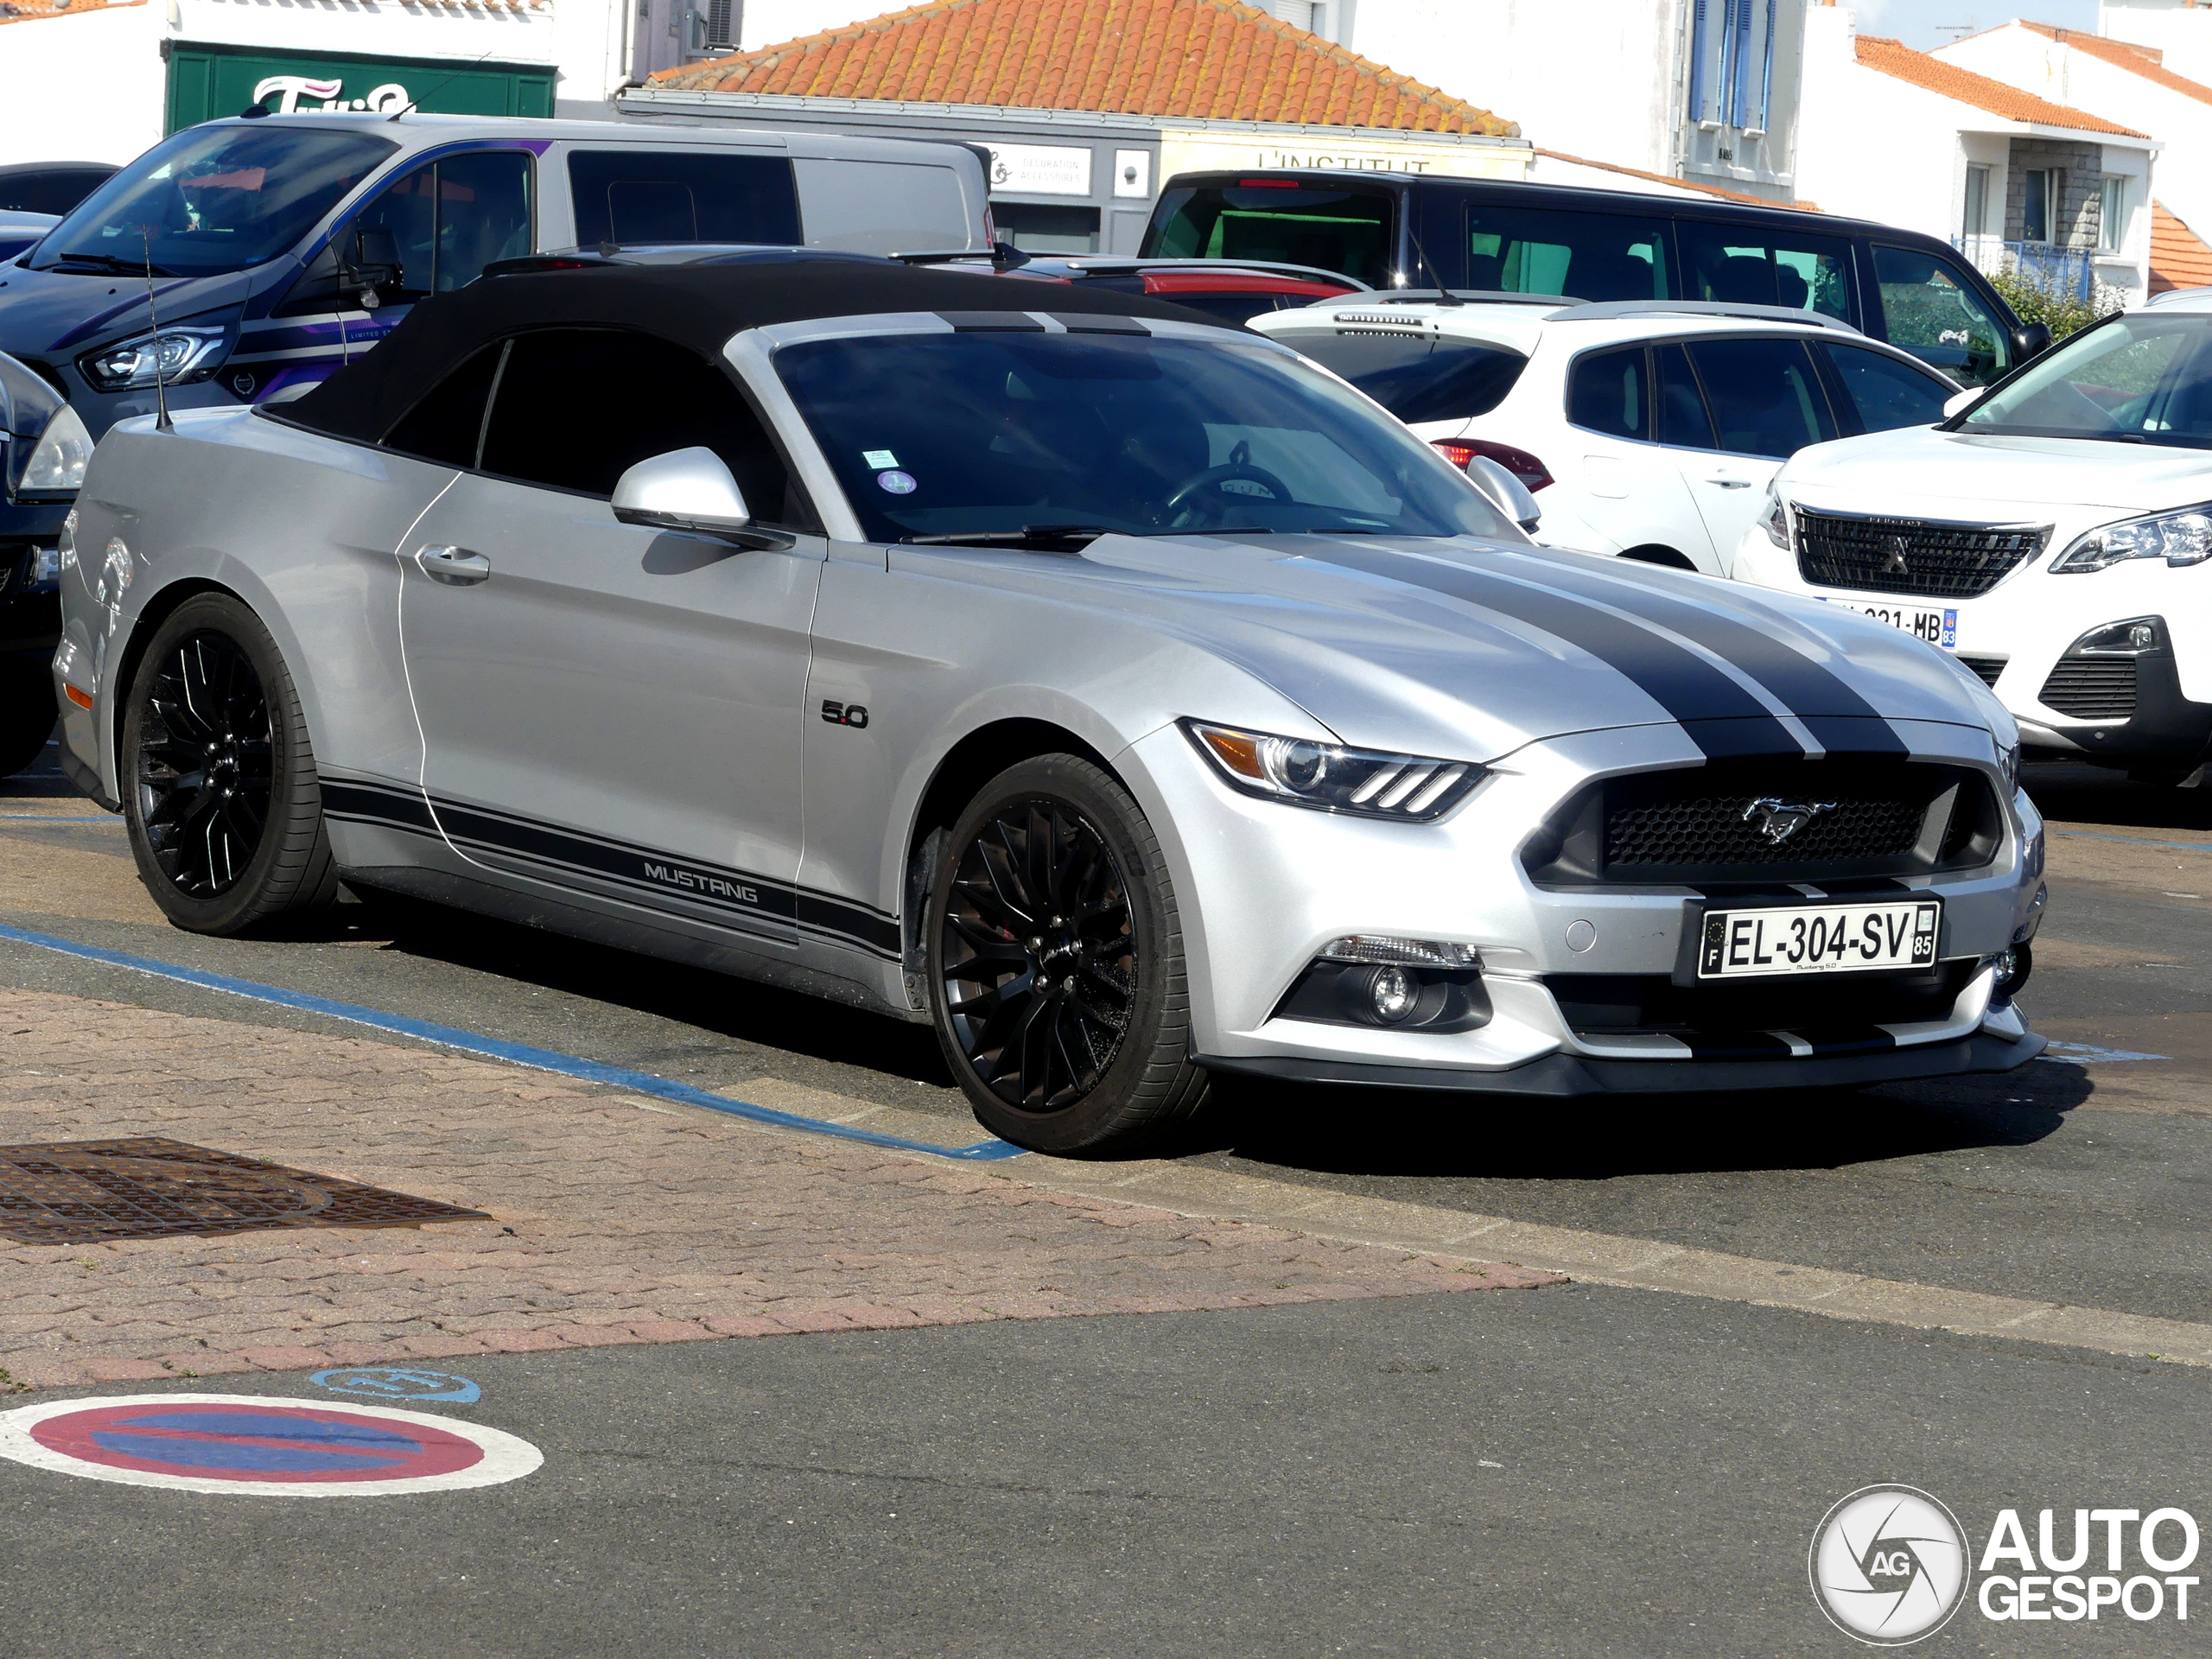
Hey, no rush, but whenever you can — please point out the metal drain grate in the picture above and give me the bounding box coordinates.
[0,1138,489,1246]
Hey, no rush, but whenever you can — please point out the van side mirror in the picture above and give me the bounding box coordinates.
[1942,386,1986,420]
[2012,321,2051,362]
[1465,454,1542,532]
[612,447,792,549]
[343,226,402,308]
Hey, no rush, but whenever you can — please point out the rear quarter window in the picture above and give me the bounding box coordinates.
[567,149,801,246]
[1143,183,1395,289]
[1287,331,1528,423]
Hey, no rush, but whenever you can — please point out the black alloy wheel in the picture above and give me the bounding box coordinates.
[927,754,1209,1155]
[122,593,340,934]
[136,630,273,897]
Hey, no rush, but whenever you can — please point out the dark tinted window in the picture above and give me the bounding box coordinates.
[384,343,503,467]
[1821,343,1952,433]
[1654,343,1715,449]
[1566,346,1648,440]
[282,152,531,315]
[1289,333,1528,424]
[477,328,807,522]
[1676,222,1855,322]
[0,166,111,216]
[1143,183,1395,288]
[567,151,800,246]
[1682,338,1840,458]
[994,201,1098,253]
[1872,245,2012,385]
[1465,207,1670,301]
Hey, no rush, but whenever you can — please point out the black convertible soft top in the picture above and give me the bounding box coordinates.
[286,262,1225,444]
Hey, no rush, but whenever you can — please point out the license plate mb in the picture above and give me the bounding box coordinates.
[1821,597,1956,649]
[1698,899,1940,980]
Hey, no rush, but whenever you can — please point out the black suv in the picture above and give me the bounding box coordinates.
[1143,171,2045,385]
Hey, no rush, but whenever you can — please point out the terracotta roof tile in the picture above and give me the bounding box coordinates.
[1854,34,2148,136]
[650,0,1517,134]
[2151,200,2212,295]
[2012,19,2212,110]
[0,0,142,24]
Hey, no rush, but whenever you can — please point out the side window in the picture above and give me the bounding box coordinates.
[567,150,801,246]
[1820,343,1954,435]
[283,152,531,315]
[1653,343,1717,449]
[384,343,503,467]
[1872,245,2012,387]
[1682,338,1840,459]
[476,327,810,525]
[429,152,533,291]
[1566,346,1649,440]
[1466,206,1670,301]
[1676,222,1856,323]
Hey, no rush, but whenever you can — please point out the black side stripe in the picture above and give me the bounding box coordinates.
[1301,544,1801,760]
[1503,554,1910,757]
[323,779,439,834]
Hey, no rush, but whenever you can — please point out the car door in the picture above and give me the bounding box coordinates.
[1673,336,1841,568]
[1557,342,1718,568]
[394,324,827,932]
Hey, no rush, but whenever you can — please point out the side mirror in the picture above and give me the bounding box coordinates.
[612,447,792,548]
[2012,321,2051,362]
[1942,386,1986,420]
[342,226,402,308]
[1465,454,1542,532]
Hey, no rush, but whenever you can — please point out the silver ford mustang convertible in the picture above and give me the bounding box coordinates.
[51,264,2046,1153]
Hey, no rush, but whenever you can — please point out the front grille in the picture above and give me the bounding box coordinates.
[1547,964,1973,1039]
[1956,654,2007,687]
[1796,511,2044,599]
[2038,657,2138,720]
[1524,759,2002,887]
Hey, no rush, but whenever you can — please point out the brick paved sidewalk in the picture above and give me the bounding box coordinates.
[0,988,1553,1391]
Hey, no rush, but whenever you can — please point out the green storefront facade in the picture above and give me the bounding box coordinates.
[164,41,556,132]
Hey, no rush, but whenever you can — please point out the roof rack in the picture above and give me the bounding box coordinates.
[889,243,1032,271]
[1544,299,1863,333]
[1051,257,1370,289]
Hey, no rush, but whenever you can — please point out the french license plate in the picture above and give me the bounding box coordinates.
[1822,597,1956,649]
[1698,899,1941,980]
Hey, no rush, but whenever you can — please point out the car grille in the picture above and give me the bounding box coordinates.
[1795,511,2045,599]
[1524,760,2001,887]
[1547,964,1974,1039]
[2038,658,2137,720]
[1956,654,2006,688]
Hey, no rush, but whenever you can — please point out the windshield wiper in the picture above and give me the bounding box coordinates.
[48,252,181,277]
[904,524,1115,550]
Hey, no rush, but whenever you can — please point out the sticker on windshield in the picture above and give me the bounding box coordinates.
[877,470,918,495]
[862,449,899,470]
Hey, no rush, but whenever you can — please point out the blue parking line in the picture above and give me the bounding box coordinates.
[0,816,121,823]
[2054,831,2212,853]
[0,921,1027,1163]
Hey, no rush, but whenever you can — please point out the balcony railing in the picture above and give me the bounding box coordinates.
[1952,236,2096,301]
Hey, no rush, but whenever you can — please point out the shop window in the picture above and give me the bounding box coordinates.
[993,201,1100,254]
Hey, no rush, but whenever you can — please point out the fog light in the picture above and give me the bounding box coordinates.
[1986,940,2033,1001]
[1368,965,1417,1023]
[2129,622,2158,651]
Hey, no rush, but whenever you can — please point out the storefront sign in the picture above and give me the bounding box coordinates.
[984,143,1093,197]
[166,41,556,133]
[252,75,412,115]
[1157,130,1531,186]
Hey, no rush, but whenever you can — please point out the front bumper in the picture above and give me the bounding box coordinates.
[1126,717,2042,1096]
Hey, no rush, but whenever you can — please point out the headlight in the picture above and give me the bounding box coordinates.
[1759,486,1792,550]
[19,402,91,493]
[78,323,232,392]
[2050,504,2212,572]
[1182,719,1487,821]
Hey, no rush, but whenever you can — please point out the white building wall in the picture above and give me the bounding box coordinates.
[2101,0,2212,89]
[0,4,168,163]
[1795,4,1967,239]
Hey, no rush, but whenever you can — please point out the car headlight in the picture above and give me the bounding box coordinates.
[19,402,91,494]
[2050,504,2212,573]
[1182,720,1487,821]
[1759,485,1792,550]
[78,323,232,392]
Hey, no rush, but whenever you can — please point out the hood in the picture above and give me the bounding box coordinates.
[0,263,257,364]
[922,532,2005,765]
[1781,425,2212,515]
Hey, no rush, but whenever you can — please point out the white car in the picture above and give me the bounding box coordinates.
[1736,290,2212,781]
[1248,296,1960,576]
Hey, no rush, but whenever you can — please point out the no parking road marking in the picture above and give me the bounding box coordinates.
[0,1394,540,1497]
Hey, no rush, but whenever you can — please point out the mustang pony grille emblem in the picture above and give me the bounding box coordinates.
[1741,797,1838,846]
[1881,535,1912,575]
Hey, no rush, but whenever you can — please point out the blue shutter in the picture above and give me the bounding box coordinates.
[1688,0,1712,123]
[1728,0,1755,130]
[1754,0,1777,130]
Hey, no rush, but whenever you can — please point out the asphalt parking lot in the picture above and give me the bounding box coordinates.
[2,737,2209,1655]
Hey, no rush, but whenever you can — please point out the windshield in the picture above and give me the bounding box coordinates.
[1282,331,1529,425]
[773,329,1514,545]
[29,124,397,279]
[1960,312,2212,446]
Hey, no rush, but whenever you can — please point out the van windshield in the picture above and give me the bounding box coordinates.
[29,124,397,279]
[1143,182,1396,289]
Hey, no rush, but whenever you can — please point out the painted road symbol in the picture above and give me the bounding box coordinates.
[312,1367,481,1404]
[0,1394,540,1497]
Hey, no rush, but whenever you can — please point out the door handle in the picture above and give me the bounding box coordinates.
[416,544,491,586]
[1704,476,1753,489]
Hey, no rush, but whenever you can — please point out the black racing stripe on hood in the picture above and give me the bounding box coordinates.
[1300,543,1801,760]
[1501,555,1910,757]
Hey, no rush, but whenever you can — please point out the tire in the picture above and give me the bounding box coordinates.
[925,753,1210,1155]
[120,594,340,934]
[0,658,56,778]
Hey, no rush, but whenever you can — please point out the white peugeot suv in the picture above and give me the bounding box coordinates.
[1248,296,1959,576]
[1735,291,2212,781]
